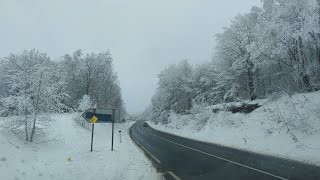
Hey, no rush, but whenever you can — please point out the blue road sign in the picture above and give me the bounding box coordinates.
[81,108,117,152]
[85,112,112,122]
[81,108,113,123]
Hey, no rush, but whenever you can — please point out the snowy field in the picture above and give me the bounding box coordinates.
[0,113,162,180]
[150,91,320,166]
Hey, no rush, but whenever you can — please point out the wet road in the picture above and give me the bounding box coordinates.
[130,121,320,180]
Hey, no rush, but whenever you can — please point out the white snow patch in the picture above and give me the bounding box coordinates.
[0,113,162,180]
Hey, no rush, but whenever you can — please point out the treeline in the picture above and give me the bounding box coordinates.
[59,49,123,109]
[0,49,124,142]
[144,0,320,122]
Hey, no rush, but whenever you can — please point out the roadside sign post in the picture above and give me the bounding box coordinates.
[90,108,97,152]
[111,108,115,151]
[91,123,94,151]
[81,107,119,152]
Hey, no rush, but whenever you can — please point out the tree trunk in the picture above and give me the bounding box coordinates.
[30,72,43,142]
[309,32,320,66]
[246,60,256,101]
[298,36,311,91]
[24,108,28,141]
[30,116,36,142]
[24,76,29,141]
[317,0,320,68]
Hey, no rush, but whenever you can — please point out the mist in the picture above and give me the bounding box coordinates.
[0,0,260,113]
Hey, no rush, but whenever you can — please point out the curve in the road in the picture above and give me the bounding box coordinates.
[130,121,320,180]
[140,125,287,180]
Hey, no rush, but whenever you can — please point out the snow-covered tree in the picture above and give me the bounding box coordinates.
[157,60,193,113]
[215,7,262,101]
[59,50,126,121]
[78,94,93,112]
[143,0,320,125]
[249,0,320,92]
[1,50,69,142]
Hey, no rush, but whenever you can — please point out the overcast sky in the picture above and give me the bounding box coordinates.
[0,0,260,114]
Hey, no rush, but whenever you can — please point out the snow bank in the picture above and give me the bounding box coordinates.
[150,91,320,166]
[0,113,162,180]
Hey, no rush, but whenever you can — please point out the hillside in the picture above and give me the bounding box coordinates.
[149,91,320,166]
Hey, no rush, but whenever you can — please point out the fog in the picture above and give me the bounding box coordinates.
[0,0,260,113]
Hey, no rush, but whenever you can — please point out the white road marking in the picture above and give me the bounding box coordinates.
[141,127,288,180]
[131,126,161,164]
[168,171,181,180]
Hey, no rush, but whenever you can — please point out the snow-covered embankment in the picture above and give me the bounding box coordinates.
[150,91,320,166]
[0,113,162,180]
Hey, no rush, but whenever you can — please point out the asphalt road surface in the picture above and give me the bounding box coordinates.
[130,121,320,180]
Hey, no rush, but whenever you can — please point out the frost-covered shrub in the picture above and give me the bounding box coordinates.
[78,95,93,112]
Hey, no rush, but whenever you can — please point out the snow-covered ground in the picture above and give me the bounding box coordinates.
[150,91,320,166]
[0,113,162,180]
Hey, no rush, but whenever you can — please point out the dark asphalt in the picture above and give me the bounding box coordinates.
[130,121,320,180]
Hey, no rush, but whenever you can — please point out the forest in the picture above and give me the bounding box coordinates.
[0,49,124,142]
[143,0,320,122]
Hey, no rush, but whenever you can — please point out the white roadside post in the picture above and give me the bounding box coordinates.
[119,130,122,143]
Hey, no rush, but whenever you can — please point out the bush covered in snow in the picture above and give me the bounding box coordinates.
[77,95,93,112]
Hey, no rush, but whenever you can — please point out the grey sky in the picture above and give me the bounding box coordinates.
[0,0,260,114]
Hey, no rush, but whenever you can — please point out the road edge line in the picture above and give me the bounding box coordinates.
[142,127,288,180]
[147,124,320,168]
[167,171,181,180]
[130,123,183,180]
[129,126,161,164]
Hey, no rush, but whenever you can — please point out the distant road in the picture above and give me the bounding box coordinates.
[130,121,320,180]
